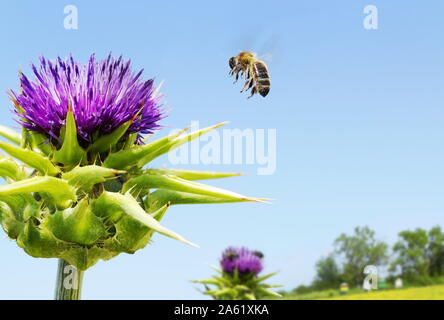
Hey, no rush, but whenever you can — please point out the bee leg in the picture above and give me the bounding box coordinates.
[233,72,240,84]
[247,86,257,99]
[240,77,252,93]
[239,71,244,80]
[240,80,248,92]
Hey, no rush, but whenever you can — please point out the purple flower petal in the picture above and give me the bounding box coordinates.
[11,54,164,145]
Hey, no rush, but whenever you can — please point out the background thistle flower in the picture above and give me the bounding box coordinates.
[0,54,266,299]
[193,247,281,300]
[221,247,264,275]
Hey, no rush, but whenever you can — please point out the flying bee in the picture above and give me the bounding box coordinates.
[229,51,270,98]
[225,252,240,261]
[252,250,264,259]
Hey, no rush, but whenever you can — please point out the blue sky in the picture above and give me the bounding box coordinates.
[0,0,444,299]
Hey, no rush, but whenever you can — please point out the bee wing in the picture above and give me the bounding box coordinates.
[257,33,280,66]
[229,30,257,53]
[258,53,273,63]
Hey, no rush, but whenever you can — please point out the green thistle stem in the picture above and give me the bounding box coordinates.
[54,259,84,300]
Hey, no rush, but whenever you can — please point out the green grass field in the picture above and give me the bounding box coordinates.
[281,284,444,300]
[326,284,444,300]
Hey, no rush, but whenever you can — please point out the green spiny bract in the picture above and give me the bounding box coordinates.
[192,267,282,300]
[0,117,264,271]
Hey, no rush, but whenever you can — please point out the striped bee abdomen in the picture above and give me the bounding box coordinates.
[253,61,270,97]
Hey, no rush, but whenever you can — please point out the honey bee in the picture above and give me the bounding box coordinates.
[229,51,270,98]
[225,252,240,261]
[253,250,264,259]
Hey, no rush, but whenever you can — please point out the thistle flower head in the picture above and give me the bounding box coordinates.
[220,247,264,276]
[10,54,163,145]
[194,246,280,299]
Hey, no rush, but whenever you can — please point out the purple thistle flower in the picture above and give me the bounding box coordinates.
[220,247,264,276]
[10,54,164,145]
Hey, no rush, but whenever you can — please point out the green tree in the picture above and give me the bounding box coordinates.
[334,226,389,287]
[312,254,342,289]
[390,228,429,279]
[428,226,444,277]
